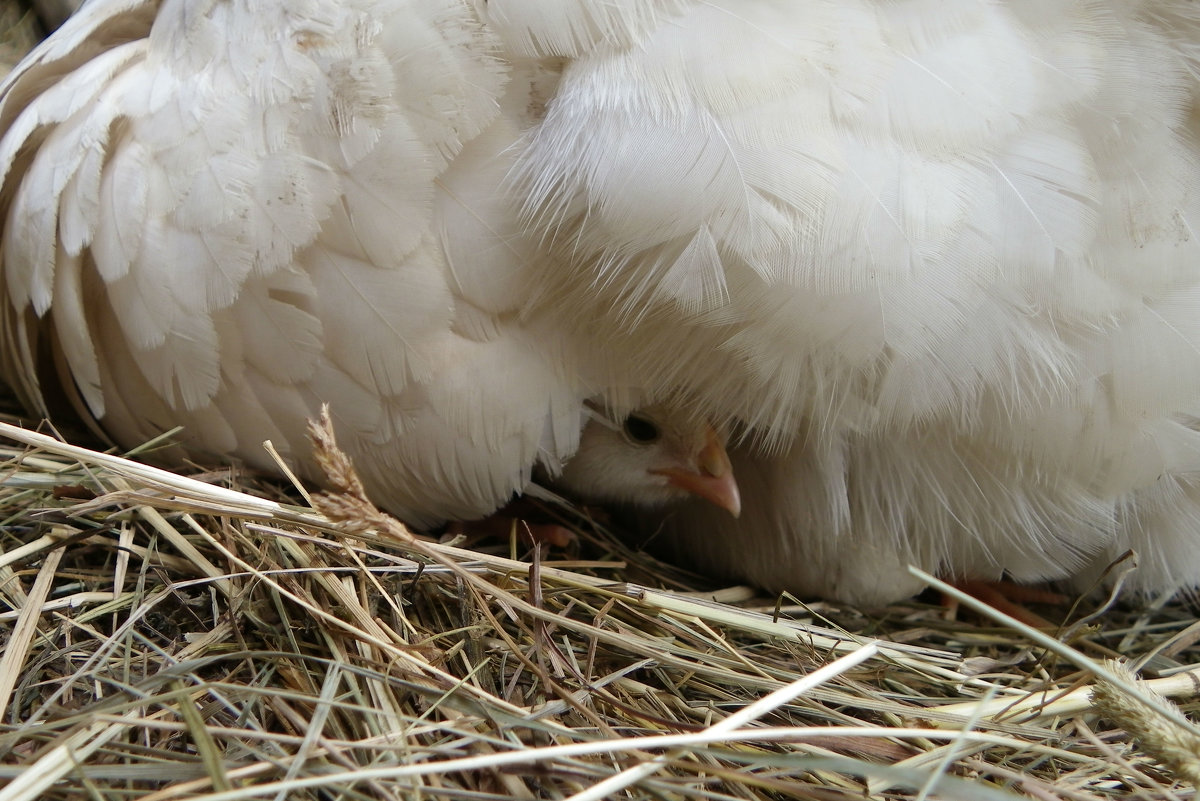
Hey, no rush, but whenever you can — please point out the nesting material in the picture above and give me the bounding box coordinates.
[0,405,1199,800]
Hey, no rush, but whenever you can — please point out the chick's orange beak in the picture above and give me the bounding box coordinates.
[651,426,742,517]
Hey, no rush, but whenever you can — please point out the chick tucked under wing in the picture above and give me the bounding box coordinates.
[0,0,598,526]
[503,1,1200,601]
[7,0,1200,602]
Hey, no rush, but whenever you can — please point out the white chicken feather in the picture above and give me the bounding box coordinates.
[2,0,1200,604]
[507,0,1200,602]
[0,0,736,528]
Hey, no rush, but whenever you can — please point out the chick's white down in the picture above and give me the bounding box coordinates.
[1,0,1199,605]
[557,406,740,516]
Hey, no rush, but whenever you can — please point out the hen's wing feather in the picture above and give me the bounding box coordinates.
[0,0,603,525]
[505,1,1200,600]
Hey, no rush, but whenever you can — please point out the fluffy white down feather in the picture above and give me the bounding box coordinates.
[512,0,1200,603]
[2,0,1200,604]
[0,0,635,527]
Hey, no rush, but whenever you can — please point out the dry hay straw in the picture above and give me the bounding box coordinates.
[0,400,1196,800]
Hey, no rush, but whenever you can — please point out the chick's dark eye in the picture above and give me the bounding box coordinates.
[622,415,661,444]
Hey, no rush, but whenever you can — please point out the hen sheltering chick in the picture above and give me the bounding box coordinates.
[472,405,741,548]
[556,404,741,516]
[7,0,1200,607]
[501,1,1200,604]
[455,405,741,548]
[0,0,738,531]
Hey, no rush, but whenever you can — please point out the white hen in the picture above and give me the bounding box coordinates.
[509,1,1200,603]
[3,0,1200,604]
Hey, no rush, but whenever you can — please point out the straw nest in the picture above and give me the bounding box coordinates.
[3,5,1200,800]
[2,387,1200,800]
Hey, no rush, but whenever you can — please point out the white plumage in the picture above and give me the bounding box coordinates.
[513,0,1200,603]
[2,0,1200,604]
[0,0,737,527]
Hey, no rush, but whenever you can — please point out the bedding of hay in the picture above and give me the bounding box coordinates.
[2,4,1200,799]
[1,398,1199,801]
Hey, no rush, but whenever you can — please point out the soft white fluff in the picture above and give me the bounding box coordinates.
[2,0,1200,602]
[506,0,1200,601]
[0,0,592,526]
